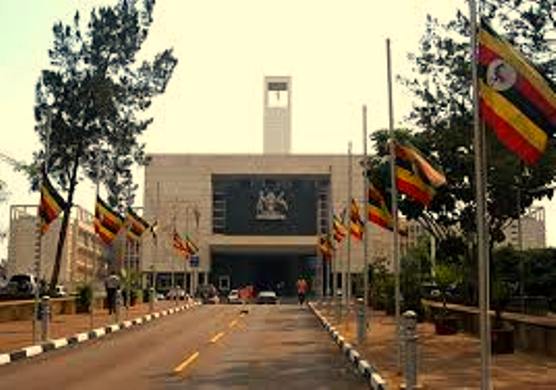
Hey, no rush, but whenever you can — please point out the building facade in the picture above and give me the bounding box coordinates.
[141,154,407,296]
[501,206,546,249]
[7,204,104,291]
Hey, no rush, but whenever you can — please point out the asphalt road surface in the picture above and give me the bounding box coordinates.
[0,304,366,389]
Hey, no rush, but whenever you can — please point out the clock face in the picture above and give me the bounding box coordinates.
[268,90,288,107]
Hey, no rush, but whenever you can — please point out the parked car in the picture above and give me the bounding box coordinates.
[197,284,219,304]
[256,290,278,304]
[155,292,166,301]
[6,274,38,298]
[53,285,67,297]
[227,289,241,304]
[166,288,186,300]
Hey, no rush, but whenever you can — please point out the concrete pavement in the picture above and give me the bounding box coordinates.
[316,303,556,389]
[0,304,366,389]
[169,304,366,389]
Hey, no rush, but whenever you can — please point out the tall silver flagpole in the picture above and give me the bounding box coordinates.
[33,112,51,343]
[386,38,401,371]
[346,141,353,313]
[326,165,333,298]
[91,150,101,330]
[469,2,491,388]
[154,182,160,303]
[362,105,370,334]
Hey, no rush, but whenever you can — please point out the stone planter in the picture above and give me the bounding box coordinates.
[492,326,515,354]
[434,315,458,335]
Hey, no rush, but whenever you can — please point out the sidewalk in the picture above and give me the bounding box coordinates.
[316,303,556,389]
[0,300,181,354]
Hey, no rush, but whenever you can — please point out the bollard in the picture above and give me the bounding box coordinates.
[149,287,155,313]
[402,310,418,390]
[356,298,366,345]
[40,296,50,342]
[115,290,122,323]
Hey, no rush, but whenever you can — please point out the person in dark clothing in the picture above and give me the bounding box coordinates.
[105,272,120,315]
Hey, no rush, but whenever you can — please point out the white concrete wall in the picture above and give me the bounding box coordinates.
[142,154,401,276]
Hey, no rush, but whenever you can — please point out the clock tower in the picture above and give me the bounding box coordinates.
[263,76,291,154]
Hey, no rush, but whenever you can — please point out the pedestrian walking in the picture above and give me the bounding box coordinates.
[105,272,120,315]
[296,277,309,305]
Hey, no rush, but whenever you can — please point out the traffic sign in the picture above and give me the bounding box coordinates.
[190,255,199,267]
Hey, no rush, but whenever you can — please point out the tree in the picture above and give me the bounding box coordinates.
[397,1,556,244]
[30,0,178,291]
[365,1,556,303]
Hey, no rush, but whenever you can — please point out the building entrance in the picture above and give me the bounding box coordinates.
[210,253,316,296]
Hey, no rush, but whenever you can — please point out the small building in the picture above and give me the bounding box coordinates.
[7,204,104,291]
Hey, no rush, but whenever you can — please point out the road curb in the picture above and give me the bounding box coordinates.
[308,302,388,390]
[0,301,201,367]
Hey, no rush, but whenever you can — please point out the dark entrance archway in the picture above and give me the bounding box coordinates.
[210,253,316,296]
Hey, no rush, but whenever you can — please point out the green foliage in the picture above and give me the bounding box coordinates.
[433,263,462,311]
[400,236,432,316]
[493,246,556,307]
[30,0,177,290]
[76,283,93,312]
[491,278,514,327]
[398,0,556,245]
[365,1,556,306]
[370,260,395,313]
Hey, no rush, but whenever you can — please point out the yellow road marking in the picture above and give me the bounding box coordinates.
[209,331,225,343]
[229,319,239,328]
[173,351,200,373]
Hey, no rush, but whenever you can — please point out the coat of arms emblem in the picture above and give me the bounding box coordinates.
[256,187,288,220]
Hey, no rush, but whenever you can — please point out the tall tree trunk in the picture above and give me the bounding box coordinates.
[49,147,81,292]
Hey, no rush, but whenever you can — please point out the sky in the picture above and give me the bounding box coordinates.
[1,0,554,259]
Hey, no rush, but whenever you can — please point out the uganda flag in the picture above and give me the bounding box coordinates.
[394,142,445,207]
[367,183,393,231]
[479,21,556,165]
[317,235,334,259]
[185,236,199,255]
[332,214,348,243]
[38,174,67,234]
[125,208,150,241]
[94,196,124,245]
[172,230,188,257]
[349,199,364,241]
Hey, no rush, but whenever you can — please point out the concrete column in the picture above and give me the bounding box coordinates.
[40,296,50,342]
[403,310,418,389]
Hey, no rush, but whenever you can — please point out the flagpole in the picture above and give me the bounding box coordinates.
[172,206,177,305]
[328,165,340,308]
[33,112,51,343]
[469,2,491,388]
[347,141,353,314]
[362,104,370,336]
[327,165,333,298]
[184,205,191,302]
[153,181,160,305]
[91,150,101,330]
[386,38,401,371]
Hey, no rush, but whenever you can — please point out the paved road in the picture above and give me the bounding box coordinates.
[0,304,366,389]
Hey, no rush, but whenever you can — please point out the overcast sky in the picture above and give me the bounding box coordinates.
[1,0,554,259]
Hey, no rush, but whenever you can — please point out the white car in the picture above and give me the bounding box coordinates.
[166,288,186,300]
[256,291,278,304]
[54,285,67,297]
[227,289,241,304]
